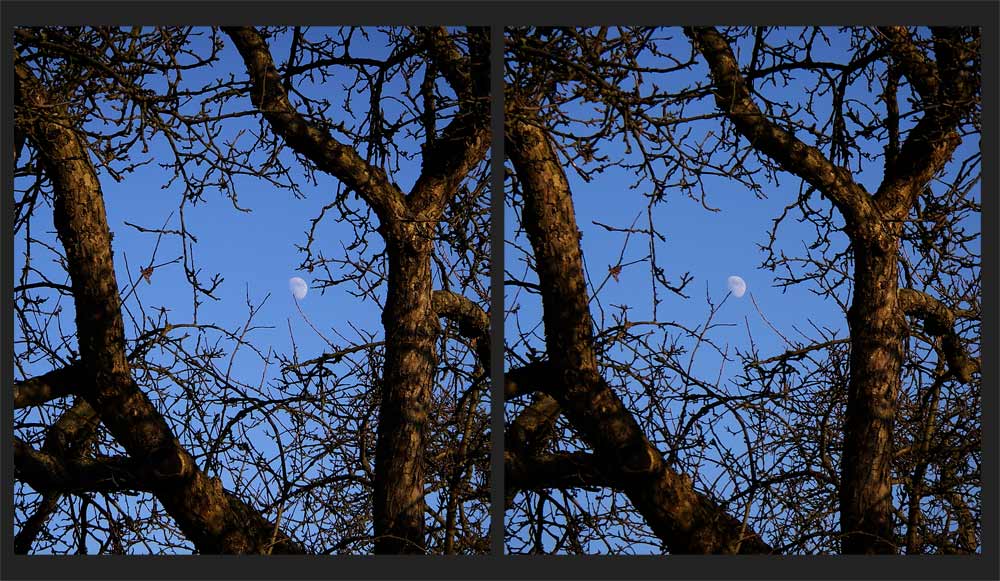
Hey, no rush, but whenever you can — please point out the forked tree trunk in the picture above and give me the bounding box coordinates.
[226,26,489,554]
[685,25,978,554]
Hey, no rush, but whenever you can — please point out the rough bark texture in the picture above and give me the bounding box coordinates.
[433,289,491,372]
[374,227,438,553]
[15,59,303,555]
[507,116,772,554]
[841,235,906,553]
[899,289,977,383]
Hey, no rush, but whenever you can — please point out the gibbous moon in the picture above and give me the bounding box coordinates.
[727,275,747,298]
[288,277,308,300]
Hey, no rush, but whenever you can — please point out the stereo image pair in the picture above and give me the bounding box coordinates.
[12,26,982,556]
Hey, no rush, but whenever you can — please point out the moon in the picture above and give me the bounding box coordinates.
[727,275,747,298]
[288,277,308,300]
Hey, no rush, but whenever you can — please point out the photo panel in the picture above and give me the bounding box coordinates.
[12,25,492,555]
[503,25,981,555]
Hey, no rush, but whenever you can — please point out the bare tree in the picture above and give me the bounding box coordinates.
[504,26,980,555]
[14,26,491,555]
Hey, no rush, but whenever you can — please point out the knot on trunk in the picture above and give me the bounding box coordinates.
[147,445,195,482]
[617,440,662,477]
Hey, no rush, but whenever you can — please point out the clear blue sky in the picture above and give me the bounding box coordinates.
[504,27,980,553]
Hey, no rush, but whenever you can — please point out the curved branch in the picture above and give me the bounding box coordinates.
[899,288,978,382]
[223,26,406,224]
[408,28,491,217]
[873,28,978,219]
[418,27,472,99]
[432,289,490,371]
[876,26,940,100]
[685,26,879,239]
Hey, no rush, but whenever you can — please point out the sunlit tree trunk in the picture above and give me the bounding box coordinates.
[226,26,489,553]
[840,233,906,554]
[374,224,439,553]
[507,116,772,554]
[687,24,978,554]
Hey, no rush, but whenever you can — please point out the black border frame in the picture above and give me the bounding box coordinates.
[2,1,996,579]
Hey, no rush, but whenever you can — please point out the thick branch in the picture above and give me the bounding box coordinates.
[433,289,490,372]
[418,27,472,99]
[503,393,561,507]
[14,494,61,554]
[899,288,977,382]
[504,360,555,400]
[506,451,617,493]
[685,26,879,238]
[507,393,561,455]
[15,57,303,555]
[15,437,148,494]
[872,28,978,220]
[876,27,940,100]
[223,26,406,224]
[15,436,293,546]
[14,365,80,409]
[408,28,491,217]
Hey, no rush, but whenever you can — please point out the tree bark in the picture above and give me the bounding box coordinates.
[226,26,490,553]
[687,25,903,552]
[686,25,978,554]
[840,234,906,554]
[373,225,439,554]
[13,365,80,409]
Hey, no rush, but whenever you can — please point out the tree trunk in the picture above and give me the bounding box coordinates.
[373,224,439,554]
[507,117,771,554]
[224,27,492,553]
[840,233,906,554]
[15,59,302,555]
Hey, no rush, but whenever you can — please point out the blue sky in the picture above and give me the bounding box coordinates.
[503,26,981,553]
